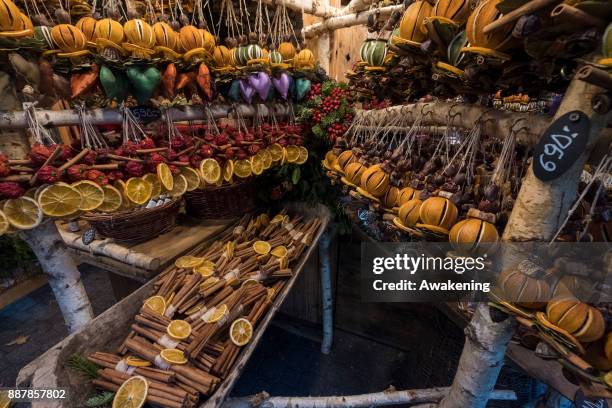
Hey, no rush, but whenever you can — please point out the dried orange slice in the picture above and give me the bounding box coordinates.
[0,389,10,408]
[167,320,192,340]
[200,158,221,185]
[241,278,259,288]
[194,262,215,278]
[278,255,288,270]
[38,184,82,217]
[270,213,288,225]
[230,318,253,346]
[258,149,272,169]
[280,147,288,165]
[604,371,612,388]
[112,375,148,408]
[157,163,174,191]
[125,177,152,205]
[180,167,201,191]
[268,143,284,162]
[125,356,152,367]
[285,145,300,163]
[223,160,234,183]
[202,304,228,323]
[175,256,205,269]
[295,146,309,165]
[185,303,205,315]
[233,159,252,178]
[169,174,187,197]
[144,295,166,315]
[250,154,265,176]
[97,184,123,213]
[253,240,271,255]
[160,349,187,365]
[0,210,8,236]
[3,197,43,230]
[271,245,288,258]
[143,173,162,197]
[225,241,235,259]
[24,187,37,200]
[72,180,105,211]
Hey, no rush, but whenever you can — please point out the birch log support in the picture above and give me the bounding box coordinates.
[0,104,294,130]
[319,227,334,354]
[502,62,612,241]
[260,0,339,18]
[359,102,551,147]
[343,0,377,14]
[57,224,161,270]
[438,304,515,408]
[20,221,94,332]
[303,5,404,39]
[318,26,332,74]
[223,387,516,408]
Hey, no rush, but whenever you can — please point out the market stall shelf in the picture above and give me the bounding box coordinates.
[56,217,235,298]
[17,204,331,408]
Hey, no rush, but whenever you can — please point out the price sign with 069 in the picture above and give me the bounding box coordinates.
[533,110,590,182]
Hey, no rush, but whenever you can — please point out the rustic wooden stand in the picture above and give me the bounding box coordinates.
[55,218,234,299]
[17,204,334,408]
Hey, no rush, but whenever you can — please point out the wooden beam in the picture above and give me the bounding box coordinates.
[0,104,293,130]
[224,388,516,408]
[303,4,403,38]
[261,0,340,18]
[356,102,551,147]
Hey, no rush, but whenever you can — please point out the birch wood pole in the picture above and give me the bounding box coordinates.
[19,221,94,332]
[438,304,515,408]
[319,227,334,354]
[303,5,404,39]
[0,104,294,130]
[502,60,612,241]
[223,387,516,408]
[317,0,332,74]
[261,0,339,18]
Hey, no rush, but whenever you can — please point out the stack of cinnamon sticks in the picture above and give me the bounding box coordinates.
[87,209,322,408]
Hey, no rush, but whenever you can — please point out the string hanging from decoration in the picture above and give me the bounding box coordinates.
[120,104,148,144]
[76,105,108,150]
[550,154,612,243]
[25,104,58,146]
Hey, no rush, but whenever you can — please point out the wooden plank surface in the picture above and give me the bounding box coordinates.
[0,274,47,310]
[57,217,234,280]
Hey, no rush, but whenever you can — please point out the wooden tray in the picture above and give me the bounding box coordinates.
[18,203,331,408]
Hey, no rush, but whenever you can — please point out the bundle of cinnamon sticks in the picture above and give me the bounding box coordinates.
[87,209,322,408]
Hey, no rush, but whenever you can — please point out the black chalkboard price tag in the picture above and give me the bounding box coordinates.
[130,106,162,123]
[574,389,609,408]
[533,110,590,182]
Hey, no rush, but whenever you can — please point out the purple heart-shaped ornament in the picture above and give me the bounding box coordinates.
[239,78,255,104]
[272,72,290,100]
[249,72,271,101]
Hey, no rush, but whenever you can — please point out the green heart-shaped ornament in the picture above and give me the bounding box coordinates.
[295,78,311,101]
[127,66,161,105]
[100,65,129,102]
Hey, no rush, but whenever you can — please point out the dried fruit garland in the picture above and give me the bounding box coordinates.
[0,119,309,235]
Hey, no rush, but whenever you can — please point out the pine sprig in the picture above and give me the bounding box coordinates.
[66,354,99,379]
[85,391,115,407]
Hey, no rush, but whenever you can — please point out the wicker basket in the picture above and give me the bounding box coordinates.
[82,199,181,244]
[184,179,257,219]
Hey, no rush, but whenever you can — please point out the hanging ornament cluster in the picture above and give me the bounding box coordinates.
[1,0,323,106]
[0,104,309,235]
[323,105,536,252]
[346,0,612,104]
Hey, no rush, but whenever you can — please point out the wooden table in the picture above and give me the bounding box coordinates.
[56,216,234,299]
